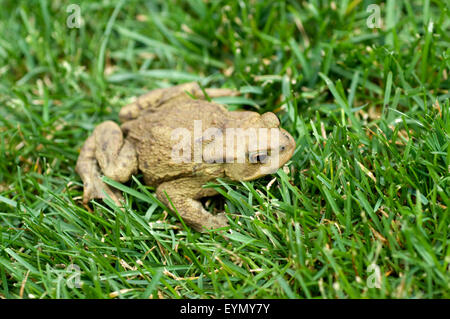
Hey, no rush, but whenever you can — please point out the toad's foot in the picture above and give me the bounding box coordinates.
[156,177,229,232]
[204,213,229,230]
[76,121,138,205]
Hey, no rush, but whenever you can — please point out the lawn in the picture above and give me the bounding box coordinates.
[0,0,449,299]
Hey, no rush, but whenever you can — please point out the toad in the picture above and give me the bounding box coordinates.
[76,82,296,231]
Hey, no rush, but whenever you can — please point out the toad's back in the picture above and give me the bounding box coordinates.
[123,100,228,186]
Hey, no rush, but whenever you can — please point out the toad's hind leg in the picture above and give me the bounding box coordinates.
[119,82,240,122]
[94,121,138,182]
[76,121,138,205]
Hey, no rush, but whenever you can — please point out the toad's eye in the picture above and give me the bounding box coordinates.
[249,152,268,163]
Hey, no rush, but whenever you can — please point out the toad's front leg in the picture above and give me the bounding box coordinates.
[76,121,138,205]
[156,177,228,232]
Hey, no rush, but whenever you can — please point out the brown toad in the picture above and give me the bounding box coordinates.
[76,82,296,232]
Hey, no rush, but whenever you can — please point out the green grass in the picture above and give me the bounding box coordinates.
[0,0,449,299]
